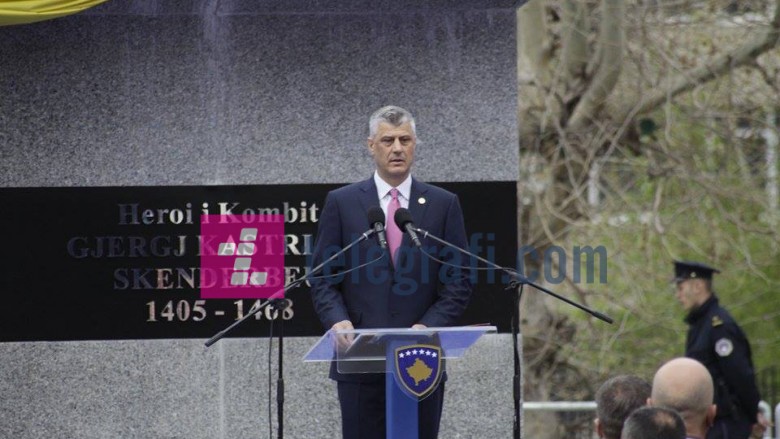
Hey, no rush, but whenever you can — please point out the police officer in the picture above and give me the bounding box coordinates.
[674,260,769,439]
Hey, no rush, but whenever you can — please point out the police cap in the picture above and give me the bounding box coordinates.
[673,260,720,283]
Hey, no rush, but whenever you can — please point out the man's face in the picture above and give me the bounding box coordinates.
[675,279,702,312]
[368,121,416,185]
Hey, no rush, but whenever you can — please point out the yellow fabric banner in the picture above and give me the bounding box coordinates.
[0,0,108,26]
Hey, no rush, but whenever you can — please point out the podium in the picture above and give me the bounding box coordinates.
[304,326,496,439]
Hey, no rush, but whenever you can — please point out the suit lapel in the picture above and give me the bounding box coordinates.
[357,177,380,214]
[357,177,393,268]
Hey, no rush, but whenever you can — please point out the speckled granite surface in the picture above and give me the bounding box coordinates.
[0,1,518,188]
[0,336,515,438]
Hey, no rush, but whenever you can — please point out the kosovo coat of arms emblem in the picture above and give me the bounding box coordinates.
[393,344,443,400]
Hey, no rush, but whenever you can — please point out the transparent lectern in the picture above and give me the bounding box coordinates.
[303,326,496,439]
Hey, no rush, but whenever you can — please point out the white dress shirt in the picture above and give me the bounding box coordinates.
[373,171,411,215]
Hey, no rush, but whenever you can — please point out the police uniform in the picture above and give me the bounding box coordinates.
[676,261,761,439]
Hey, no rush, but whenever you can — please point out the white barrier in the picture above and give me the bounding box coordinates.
[759,401,772,438]
[522,401,597,412]
[775,402,779,439]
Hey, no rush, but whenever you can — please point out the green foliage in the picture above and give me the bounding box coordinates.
[551,109,780,396]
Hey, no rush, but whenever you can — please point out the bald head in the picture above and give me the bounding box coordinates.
[651,358,714,426]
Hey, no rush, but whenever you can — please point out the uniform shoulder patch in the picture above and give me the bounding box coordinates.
[712,315,724,327]
[715,338,733,357]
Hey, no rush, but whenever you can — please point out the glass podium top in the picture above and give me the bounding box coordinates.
[303,326,496,373]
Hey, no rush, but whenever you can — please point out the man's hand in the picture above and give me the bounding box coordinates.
[332,320,355,352]
[751,412,771,438]
[411,323,427,330]
[333,320,354,331]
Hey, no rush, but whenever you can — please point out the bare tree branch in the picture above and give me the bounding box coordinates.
[518,0,558,140]
[568,0,625,130]
[560,0,590,83]
[618,0,780,116]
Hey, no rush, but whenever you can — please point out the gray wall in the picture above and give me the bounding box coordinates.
[0,1,519,437]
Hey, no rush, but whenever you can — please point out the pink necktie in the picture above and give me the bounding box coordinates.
[386,188,402,265]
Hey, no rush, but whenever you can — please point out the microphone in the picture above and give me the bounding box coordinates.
[367,207,387,249]
[393,208,422,248]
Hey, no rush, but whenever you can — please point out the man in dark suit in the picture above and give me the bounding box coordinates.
[310,105,472,439]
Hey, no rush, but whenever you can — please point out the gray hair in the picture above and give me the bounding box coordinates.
[368,105,416,139]
[596,375,653,439]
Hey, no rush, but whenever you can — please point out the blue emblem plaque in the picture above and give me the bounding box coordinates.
[393,344,443,400]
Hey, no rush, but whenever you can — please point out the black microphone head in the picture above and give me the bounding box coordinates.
[393,208,414,230]
[367,206,385,227]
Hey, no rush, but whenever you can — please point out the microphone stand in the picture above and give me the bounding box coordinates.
[411,226,613,439]
[269,297,287,439]
[205,228,378,439]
